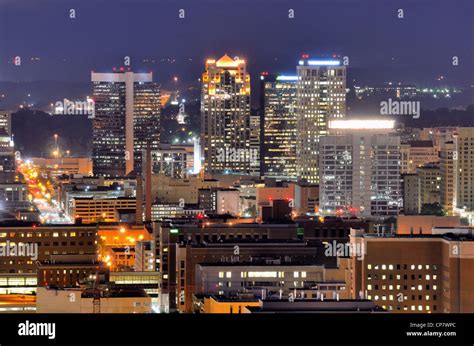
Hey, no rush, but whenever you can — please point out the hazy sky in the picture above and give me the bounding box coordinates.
[0,0,473,88]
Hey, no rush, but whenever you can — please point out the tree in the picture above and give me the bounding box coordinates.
[420,203,445,216]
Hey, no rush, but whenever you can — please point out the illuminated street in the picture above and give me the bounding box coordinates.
[17,160,72,224]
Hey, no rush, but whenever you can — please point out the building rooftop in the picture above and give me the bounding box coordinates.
[246,299,384,313]
[405,140,434,148]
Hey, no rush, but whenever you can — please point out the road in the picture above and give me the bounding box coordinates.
[17,160,72,224]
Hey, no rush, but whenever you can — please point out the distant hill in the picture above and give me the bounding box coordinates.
[12,109,92,158]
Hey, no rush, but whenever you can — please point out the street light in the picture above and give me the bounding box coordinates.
[53,134,59,159]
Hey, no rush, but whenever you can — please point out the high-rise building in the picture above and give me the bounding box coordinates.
[319,119,401,218]
[0,110,11,135]
[402,174,419,215]
[260,73,298,180]
[200,55,253,176]
[440,140,457,215]
[91,70,160,177]
[0,111,15,184]
[296,58,346,184]
[400,140,439,174]
[0,129,15,184]
[455,128,474,213]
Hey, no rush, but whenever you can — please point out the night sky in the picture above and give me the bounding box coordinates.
[0,0,473,89]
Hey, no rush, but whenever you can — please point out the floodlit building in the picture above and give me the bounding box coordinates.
[319,119,401,218]
[296,58,346,184]
[440,140,457,215]
[200,55,254,175]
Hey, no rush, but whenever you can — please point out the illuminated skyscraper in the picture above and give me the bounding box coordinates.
[0,111,11,136]
[454,128,474,215]
[440,139,457,215]
[92,70,160,177]
[200,55,253,175]
[296,58,346,183]
[260,73,298,180]
[319,119,401,218]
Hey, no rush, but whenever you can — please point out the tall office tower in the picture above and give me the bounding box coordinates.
[260,73,298,180]
[249,113,261,176]
[402,174,419,214]
[455,128,474,213]
[133,83,161,172]
[92,70,160,177]
[319,119,401,218]
[296,57,346,184]
[440,139,457,215]
[0,111,11,135]
[200,55,252,175]
[0,128,15,183]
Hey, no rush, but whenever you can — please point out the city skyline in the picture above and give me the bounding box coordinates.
[0,1,473,343]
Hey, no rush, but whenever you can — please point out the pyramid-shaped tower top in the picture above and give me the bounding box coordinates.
[215,54,245,68]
